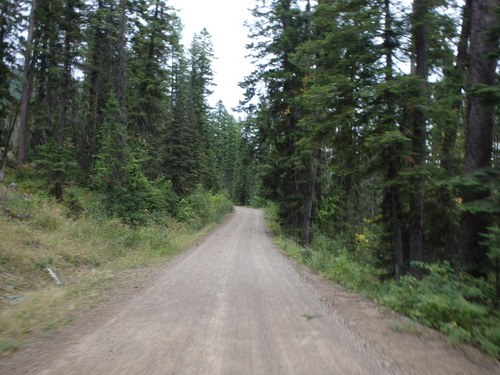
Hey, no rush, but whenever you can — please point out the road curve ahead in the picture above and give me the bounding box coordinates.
[15,207,399,374]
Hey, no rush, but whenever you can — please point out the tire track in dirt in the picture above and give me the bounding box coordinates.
[3,207,499,374]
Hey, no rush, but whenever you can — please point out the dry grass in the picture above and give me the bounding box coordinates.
[0,185,219,355]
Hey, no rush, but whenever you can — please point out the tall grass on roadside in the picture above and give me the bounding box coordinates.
[375,262,500,359]
[0,184,233,354]
[261,200,500,360]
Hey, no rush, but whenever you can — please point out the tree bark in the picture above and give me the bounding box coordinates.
[55,0,75,202]
[459,0,498,277]
[1,112,18,171]
[442,0,471,175]
[17,0,38,167]
[384,0,404,279]
[116,0,128,187]
[60,0,74,149]
[302,149,319,245]
[116,0,128,125]
[409,0,428,279]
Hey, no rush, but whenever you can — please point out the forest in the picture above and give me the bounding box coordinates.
[0,0,499,358]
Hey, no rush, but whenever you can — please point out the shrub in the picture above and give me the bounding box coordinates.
[177,186,233,228]
[376,262,499,358]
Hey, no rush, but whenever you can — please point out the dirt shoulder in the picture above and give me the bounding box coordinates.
[1,207,499,374]
[289,254,500,374]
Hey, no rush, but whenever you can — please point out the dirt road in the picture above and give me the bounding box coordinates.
[3,207,499,374]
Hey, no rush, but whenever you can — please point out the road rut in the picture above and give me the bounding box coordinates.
[3,207,499,374]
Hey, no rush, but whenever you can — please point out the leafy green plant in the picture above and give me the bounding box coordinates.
[0,181,233,354]
[272,213,500,359]
[389,320,423,335]
[34,140,79,201]
[481,226,500,300]
[376,262,499,358]
[263,201,281,235]
[177,186,233,229]
[0,188,32,219]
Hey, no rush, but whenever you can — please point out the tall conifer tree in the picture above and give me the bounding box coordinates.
[243,0,315,240]
[459,0,499,277]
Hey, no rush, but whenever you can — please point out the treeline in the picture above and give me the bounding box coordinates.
[0,0,256,224]
[241,0,500,289]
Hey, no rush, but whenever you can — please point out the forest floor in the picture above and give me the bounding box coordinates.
[2,207,499,374]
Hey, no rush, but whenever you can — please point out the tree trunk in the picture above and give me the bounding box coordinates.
[116,0,128,125]
[55,0,75,202]
[384,0,404,279]
[302,149,319,245]
[438,0,472,264]
[459,0,498,277]
[116,0,128,187]
[83,0,104,172]
[1,112,18,171]
[442,0,471,175]
[409,0,428,279]
[137,2,160,137]
[60,0,73,149]
[17,0,38,167]
[389,142,404,279]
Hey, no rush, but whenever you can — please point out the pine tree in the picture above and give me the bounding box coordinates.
[56,0,85,200]
[163,44,201,195]
[382,0,405,278]
[0,1,22,172]
[407,0,429,278]
[16,0,85,198]
[292,0,385,243]
[128,0,177,145]
[0,1,21,124]
[459,0,499,277]
[94,93,129,207]
[210,101,242,198]
[188,29,218,191]
[17,0,38,166]
[242,0,314,241]
[79,0,122,174]
[234,116,260,205]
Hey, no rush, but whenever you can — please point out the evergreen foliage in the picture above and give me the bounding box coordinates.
[2,0,244,223]
[0,1,21,126]
[34,139,78,200]
[243,0,500,352]
[2,0,500,357]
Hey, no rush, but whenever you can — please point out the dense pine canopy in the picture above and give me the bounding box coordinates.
[1,0,499,310]
[0,0,255,219]
[240,0,499,286]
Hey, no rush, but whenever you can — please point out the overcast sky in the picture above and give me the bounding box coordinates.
[169,0,257,117]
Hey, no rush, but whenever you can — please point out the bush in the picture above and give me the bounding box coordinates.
[376,262,499,358]
[177,186,233,228]
[276,232,379,293]
[271,213,500,359]
[249,196,268,208]
[0,187,33,219]
[263,201,281,235]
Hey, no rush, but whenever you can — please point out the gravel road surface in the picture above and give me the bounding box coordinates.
[3,207,499,374]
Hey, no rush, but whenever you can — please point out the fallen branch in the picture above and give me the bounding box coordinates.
[46,266,62,286]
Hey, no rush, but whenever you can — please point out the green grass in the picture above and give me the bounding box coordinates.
[262,202,500,360]
[0,182,232,355]
[388,320,424,335]
[302,314,321,321]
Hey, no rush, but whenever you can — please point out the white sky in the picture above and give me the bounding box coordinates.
[169,0,256,117]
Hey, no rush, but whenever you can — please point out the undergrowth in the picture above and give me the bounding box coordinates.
[0,181,233,354]
[375,263,500,359]
[262,201,500,360]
